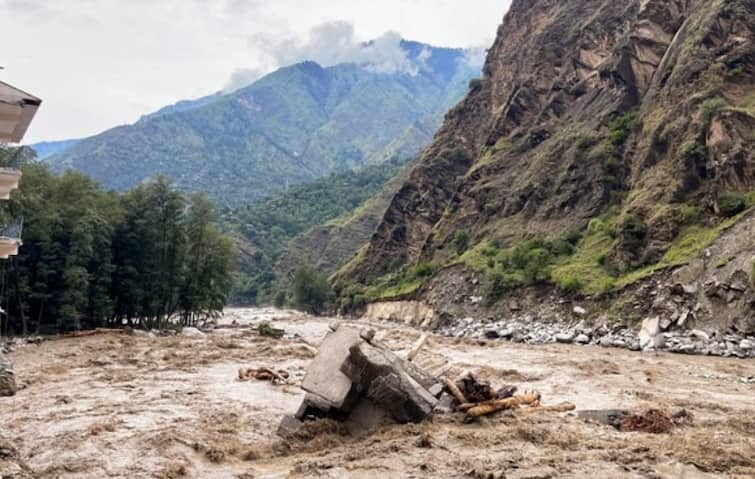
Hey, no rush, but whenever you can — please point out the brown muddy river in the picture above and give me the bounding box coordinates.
[1,308,754,478]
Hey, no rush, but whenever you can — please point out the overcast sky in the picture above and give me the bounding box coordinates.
[0,0,510,143]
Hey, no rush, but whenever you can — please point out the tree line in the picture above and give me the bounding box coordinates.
[0,150,234,335]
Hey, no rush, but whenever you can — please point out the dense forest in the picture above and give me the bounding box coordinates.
[225,157,408,304]
[0,148,234,335]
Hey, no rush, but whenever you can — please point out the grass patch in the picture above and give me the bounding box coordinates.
[360,262,439,302]
[609,111,641,146]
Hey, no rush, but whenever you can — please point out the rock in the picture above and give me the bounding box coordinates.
[599,336,614,348]
[740,339,754,350]
[660,318,672,331]
[180,327,205,338]
[0,355,17,397]
[0,438,34,479]
[484,330,500,339]
[689,329,710,342]
[573,306,587,316]
[677,309,690,328]
[555,331,576,343]
[638,317,663,351]
[434,393,456,414]
[469,296,483,305]
[302,327,362,410]
[575,334,591,344]
[497,328,515,339]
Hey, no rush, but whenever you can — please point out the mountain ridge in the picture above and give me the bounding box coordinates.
[44,40,481,207]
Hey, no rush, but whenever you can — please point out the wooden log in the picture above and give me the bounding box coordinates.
[406,334,428,362]
[465,392,541,418]
[443,377,468,406]
[520,402,576,414]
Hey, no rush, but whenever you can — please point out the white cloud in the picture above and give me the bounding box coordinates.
[0,0,510,143]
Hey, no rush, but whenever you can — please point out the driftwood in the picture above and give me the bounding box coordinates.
[465,391,541,417]
[406,334,428,362]
[443,377,468,405]
[520,402,576,414]
[238,367,290,384]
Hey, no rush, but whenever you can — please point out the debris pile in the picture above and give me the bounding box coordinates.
[238,367,290,384]
[279,325,441,436]
[578,408,694,433]
[278,325,575,437]
[0,354,16,397]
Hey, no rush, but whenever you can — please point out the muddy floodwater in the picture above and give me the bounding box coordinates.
[1,308,754,478]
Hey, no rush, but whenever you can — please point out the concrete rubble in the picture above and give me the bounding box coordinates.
[279,324,440,437]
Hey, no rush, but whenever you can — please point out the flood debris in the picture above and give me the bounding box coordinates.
[238,367,290,384]
[279,325,442,437]
[279,329,576,436]
[257,321,285,339]
[578,408,694,433]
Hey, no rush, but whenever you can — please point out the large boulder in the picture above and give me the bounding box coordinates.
[638,317,664,351]
[0,355,17,397]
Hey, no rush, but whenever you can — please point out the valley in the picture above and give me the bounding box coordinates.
[2,308,754,479]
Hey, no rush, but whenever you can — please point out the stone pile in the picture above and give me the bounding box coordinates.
[436,314,755,358]
[278,324,441,437]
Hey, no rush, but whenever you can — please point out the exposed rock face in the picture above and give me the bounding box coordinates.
[0,354,17,397]
[343,0,754,281]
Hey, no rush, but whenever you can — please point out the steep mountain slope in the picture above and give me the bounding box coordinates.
[340,0,754,332]
[226,158,408,303]
[45,41,479,207]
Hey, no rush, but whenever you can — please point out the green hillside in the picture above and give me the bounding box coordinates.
[46,42,478,208]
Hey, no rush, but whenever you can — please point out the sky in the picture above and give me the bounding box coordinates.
[0,0,511,143]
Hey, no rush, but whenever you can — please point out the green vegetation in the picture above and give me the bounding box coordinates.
[227,158,407,304]
[292,266,333,315]
[0,153,234,334]
[608,111,641,146]
[257,321,284,339]
[718,192,747,217]
[339,262,438,308]
[453,230,470,255]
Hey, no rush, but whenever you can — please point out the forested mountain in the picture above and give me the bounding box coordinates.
[44,41,480,207]
[336,0,755,334]
[0,148,234,334]
[226,157,408,304]
[29,139,80,159]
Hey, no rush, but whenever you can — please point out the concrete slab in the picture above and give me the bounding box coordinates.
[301,327,362,409]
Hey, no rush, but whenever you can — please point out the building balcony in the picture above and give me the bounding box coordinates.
[0,81,42,144]
[0,217,22,259]
[0,166,21,199]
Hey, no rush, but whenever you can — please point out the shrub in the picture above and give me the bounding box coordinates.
[681,140,708,164]
[483,272,517,306]
[699,97,727,126]
[672,204,702,226]
[292,265,333,315]
[413,262,436,279]
[718,193,747,218]
[618,215,647,256]
[558,275,583,293]
[588,218,608,234]
[609,111,641,146]
[453,230,470,255]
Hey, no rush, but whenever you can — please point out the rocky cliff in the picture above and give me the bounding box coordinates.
[338,0,754,339]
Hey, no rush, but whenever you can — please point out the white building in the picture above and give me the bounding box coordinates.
[0,79,42,258]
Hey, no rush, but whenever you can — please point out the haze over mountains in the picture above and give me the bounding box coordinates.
[37,40,480,207]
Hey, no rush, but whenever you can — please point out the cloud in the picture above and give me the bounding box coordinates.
[462,47,487,69]
[233,20,423,87]
[223,66,268,93]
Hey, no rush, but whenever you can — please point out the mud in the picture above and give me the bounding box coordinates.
[1,308,754,478]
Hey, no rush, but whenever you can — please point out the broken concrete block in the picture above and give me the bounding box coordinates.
[301,327,362,409]
[277,414,305,438]
[0,355,16,397]
[341,342,437,423]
